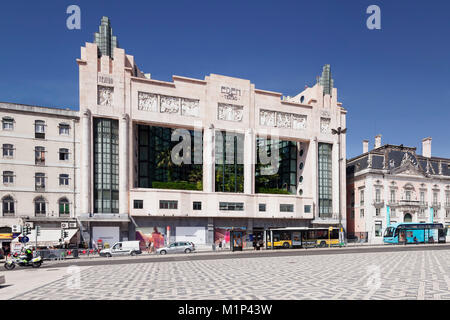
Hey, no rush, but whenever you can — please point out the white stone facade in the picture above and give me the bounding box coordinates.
[347,138,450,244]
[77,41,347,243]
[0,103,81,236]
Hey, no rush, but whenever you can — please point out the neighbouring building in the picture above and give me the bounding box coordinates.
[0,102,81,251]
[77,17,347,248]
[346,135,450,244]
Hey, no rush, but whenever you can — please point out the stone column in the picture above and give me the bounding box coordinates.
[119,114,129,215]
[81,109,91,215]
[203,125,215,193]
[244,128,255,194]
[207,217,215,245]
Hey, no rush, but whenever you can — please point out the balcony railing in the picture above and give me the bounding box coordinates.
[372,200,385,208]
[431,202,441,209]
[445,202,450,209]
[313,212,340,222]
[35,212,46,217]
[2,212,15,217]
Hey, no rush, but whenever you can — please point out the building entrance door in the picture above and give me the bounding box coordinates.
[404,213,412,223]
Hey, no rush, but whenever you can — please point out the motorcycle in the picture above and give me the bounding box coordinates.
[4,255,43,270]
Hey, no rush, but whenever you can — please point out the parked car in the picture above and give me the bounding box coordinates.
[156,242,195,255]
[99,241,141,257]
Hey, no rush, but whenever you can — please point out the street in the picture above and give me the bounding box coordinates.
[1,245,449,300]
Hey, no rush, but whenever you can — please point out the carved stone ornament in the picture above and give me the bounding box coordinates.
[98,86,113,106]
[277,112,292,128]
[218,103,243,122]
[320,118,331,134]
[292,115,307,130]
[259,109,307,130]
[259,110,276,127]
[138,92,158,112]
[181,98,200,117]
[160,95,181,114]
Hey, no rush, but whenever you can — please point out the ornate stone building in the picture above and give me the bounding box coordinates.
[346,136,450,244]
[0,102,80,250]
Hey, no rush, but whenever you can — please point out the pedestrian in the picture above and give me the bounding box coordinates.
[222,238,226,250]
[150,241,154,253]
[218,240,222,250]
[253,239,257,251]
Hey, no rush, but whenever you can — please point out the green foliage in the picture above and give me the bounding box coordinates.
[152,181,203,191]
[256,187,291,195]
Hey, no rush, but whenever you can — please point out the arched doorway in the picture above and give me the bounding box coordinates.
[404,213,412,223]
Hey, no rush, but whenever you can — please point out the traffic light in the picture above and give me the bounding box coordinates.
[61,229,64,240]
[23,225,31,235]
[64,231,69,238]
[36,226,41,236]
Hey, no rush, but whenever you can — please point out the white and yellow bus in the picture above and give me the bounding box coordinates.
[266,227,341,248]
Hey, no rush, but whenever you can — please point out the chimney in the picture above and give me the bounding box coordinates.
[363,140,369,153]
[422,137,432,158]
[375,135,382,149]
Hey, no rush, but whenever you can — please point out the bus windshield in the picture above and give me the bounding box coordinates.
[384,227,394,238]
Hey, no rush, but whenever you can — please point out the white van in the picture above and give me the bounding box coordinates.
[99,241,141,257]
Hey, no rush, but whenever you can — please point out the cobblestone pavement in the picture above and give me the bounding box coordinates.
[10,249,450,300]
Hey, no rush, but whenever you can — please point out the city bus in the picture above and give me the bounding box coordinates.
[266,227,340,249]
[383,223,447,244]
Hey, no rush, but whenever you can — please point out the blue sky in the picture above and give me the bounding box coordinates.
[0,0,449,159]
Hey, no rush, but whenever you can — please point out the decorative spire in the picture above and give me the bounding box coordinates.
[319,64,334,96]
[94,16,119,58]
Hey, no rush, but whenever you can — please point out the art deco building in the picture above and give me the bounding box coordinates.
[347,136,450,244]
[77,17,348,247]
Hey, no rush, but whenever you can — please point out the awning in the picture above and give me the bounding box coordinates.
[12,229,78,246]
[0,233,13,240]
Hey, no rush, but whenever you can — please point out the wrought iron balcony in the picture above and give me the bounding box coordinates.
[2,212,15,217]
[313,212,340,224]
[444,202,450,209]
[387,200,398,207]
[372,199,385,208]
[431,202,441,209]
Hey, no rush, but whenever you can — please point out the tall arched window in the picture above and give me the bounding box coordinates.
[34,196,46,216]
[59,198,70,216]
[2,195,15,216]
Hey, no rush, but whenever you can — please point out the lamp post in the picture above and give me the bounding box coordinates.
[331,127,347,232]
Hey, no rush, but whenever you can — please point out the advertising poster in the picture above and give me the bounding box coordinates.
[214,227,247,248]
[176,227,206,245]
[136,227,166,251]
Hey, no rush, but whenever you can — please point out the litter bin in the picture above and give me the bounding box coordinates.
[212,244,216,251]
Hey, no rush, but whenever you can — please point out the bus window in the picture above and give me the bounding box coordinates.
[281,232,291,241]
[394,228,399,238]
[384,227,393,237]
[273,232,280,242]
[331,229,339,239]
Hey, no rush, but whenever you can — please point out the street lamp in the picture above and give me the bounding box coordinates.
[331,127,347,232]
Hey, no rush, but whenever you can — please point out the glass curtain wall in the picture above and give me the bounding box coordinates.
[137,124,203,190]
[255,137,297,194]
[94,118,119,213]
[318,143,332,217]
[215,131,244,193]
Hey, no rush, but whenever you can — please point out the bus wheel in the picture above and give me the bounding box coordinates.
[319,241,326,248]
[283,242,290,249]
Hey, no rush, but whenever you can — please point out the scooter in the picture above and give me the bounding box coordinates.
[4,255,43,270]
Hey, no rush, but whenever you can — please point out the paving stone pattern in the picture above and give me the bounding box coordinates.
[13,249,450,300]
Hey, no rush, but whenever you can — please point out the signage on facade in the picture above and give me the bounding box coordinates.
[221,86,242,101]
[98,74,114,85]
